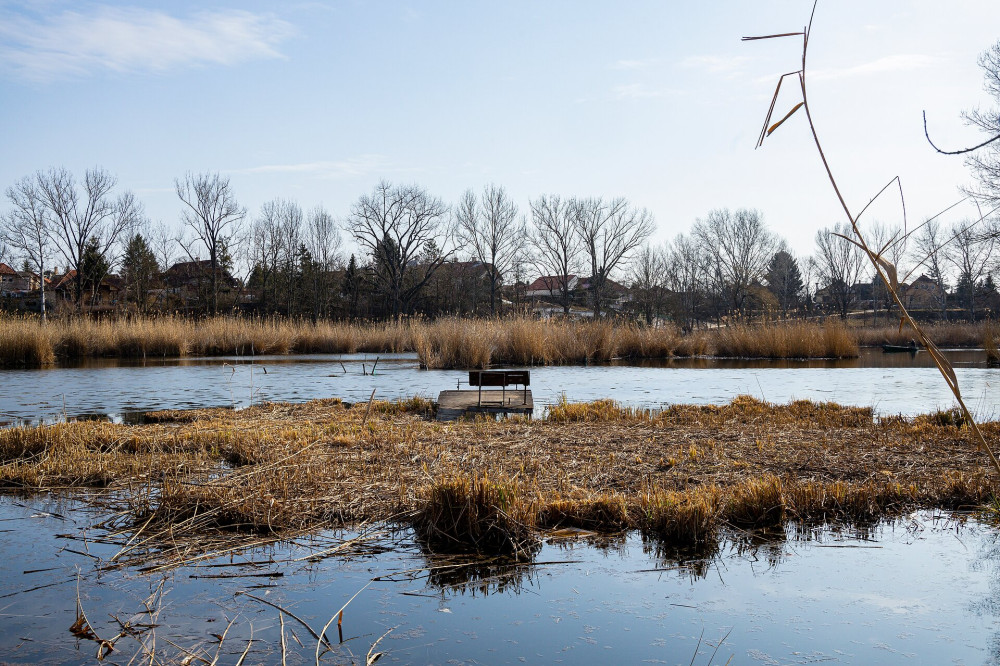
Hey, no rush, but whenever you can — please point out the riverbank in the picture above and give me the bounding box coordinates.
[0,315,868,368]
[2,396,995,560]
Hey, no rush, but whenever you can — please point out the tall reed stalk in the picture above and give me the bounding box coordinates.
[747,3,1000,474]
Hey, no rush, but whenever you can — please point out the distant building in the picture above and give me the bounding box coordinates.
[902,274,946,310]
[525,275,578,299]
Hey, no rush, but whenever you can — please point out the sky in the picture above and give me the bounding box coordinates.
[2,0,1000,267]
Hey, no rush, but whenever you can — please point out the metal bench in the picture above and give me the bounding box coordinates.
[468,370,530,406]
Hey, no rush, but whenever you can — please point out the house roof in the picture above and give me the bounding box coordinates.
[526,275,577,291]
[0,263,16,276]
[52,270,77,290]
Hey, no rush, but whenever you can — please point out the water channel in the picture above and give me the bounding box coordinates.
[1,348,997,425]
[2,495,999,665]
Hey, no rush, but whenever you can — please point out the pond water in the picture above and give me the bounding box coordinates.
[1,348,998,425]
[2,495,999,664]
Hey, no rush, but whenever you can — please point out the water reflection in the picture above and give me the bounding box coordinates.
[4,494,1000,665]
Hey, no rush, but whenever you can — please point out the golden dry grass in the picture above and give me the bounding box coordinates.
[854,321,994,348]
[0,315,871,368]
[2,395,997,558]
[0,317,55,368]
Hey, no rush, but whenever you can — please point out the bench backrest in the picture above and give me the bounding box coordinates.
[468,370,530,387]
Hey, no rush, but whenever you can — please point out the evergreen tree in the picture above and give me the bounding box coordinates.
[121,233,159,313]
[764,249,803,317]
[341,254,361,320]
[79,237,111,305]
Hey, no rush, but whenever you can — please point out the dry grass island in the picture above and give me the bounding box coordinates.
[5,314,997,369]
[2,395,997,561]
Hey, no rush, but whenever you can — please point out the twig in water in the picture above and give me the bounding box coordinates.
[237,592,329,649]
[233,623,253,666]
[316,580,374,665]
[366,625,396,665]
[280,613,287,666]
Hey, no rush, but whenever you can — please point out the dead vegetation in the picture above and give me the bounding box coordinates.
[0,314,867,368]
[1,395,997,561]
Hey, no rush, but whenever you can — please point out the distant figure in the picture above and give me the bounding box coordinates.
[909,339,917,350]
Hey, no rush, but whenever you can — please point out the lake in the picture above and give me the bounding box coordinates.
[0,348,997,425]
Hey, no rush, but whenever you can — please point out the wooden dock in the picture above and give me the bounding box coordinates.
[436,390,534,421]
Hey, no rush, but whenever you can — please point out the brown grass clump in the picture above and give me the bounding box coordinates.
[854,321,991,348]
[712,321,858,358]
[546,397,651,422]
[0,316,55,367]
[414,473,538,557]
[985,325,1000,365]
[640,486,721,546]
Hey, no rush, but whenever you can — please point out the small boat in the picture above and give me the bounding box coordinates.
[882,342,918,353]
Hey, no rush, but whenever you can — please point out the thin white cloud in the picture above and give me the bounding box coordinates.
[0,6,294,80]
[235,155,390,180]
[809,54,938,81]
[679,54,751,74]
[610,58,656,71]
[612,83,682,100]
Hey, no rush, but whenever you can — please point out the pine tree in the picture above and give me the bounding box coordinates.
[764,249,803,317]
[121,233,159,313]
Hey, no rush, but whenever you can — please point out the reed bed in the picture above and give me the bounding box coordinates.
[2,395,997,563]
[0,317,55,368]
[853,321,995,348]
[0,315,873,369]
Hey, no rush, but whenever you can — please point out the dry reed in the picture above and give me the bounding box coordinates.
[0,315,877,369]
[2,395,996,562]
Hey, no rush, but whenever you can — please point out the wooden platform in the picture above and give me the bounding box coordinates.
[436,390,534,421]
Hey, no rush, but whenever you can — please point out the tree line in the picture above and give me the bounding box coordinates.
[2,168,1000,325]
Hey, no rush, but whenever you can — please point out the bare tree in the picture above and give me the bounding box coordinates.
[965,41,1000,208]
[304,205,343,319]
[306,205,342,273]
[529,194,581,315]
[456,184,527,316]
[946,219,996,318]
[913,219,950,319]
[814,223,865,319]
[628,242,668,325]
[37,167,141,310]
[572,196,655,318]
[347,181,450,318]
[692,208,776,317]
[664,232,705,330]
[2,176,52,319]
[149,221,180,272]
[175,172,246,314]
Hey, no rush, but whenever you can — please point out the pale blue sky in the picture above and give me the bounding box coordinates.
[2,0,1000,262]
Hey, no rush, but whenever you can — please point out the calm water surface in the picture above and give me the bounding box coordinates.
[1,495,998,664]
[0,348,997,424]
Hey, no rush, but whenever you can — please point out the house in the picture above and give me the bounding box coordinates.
[50,270,122,307]
[902,274,946,310]
[526,275,578,299]
[0,263,20,295]
[163,260,239,307]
